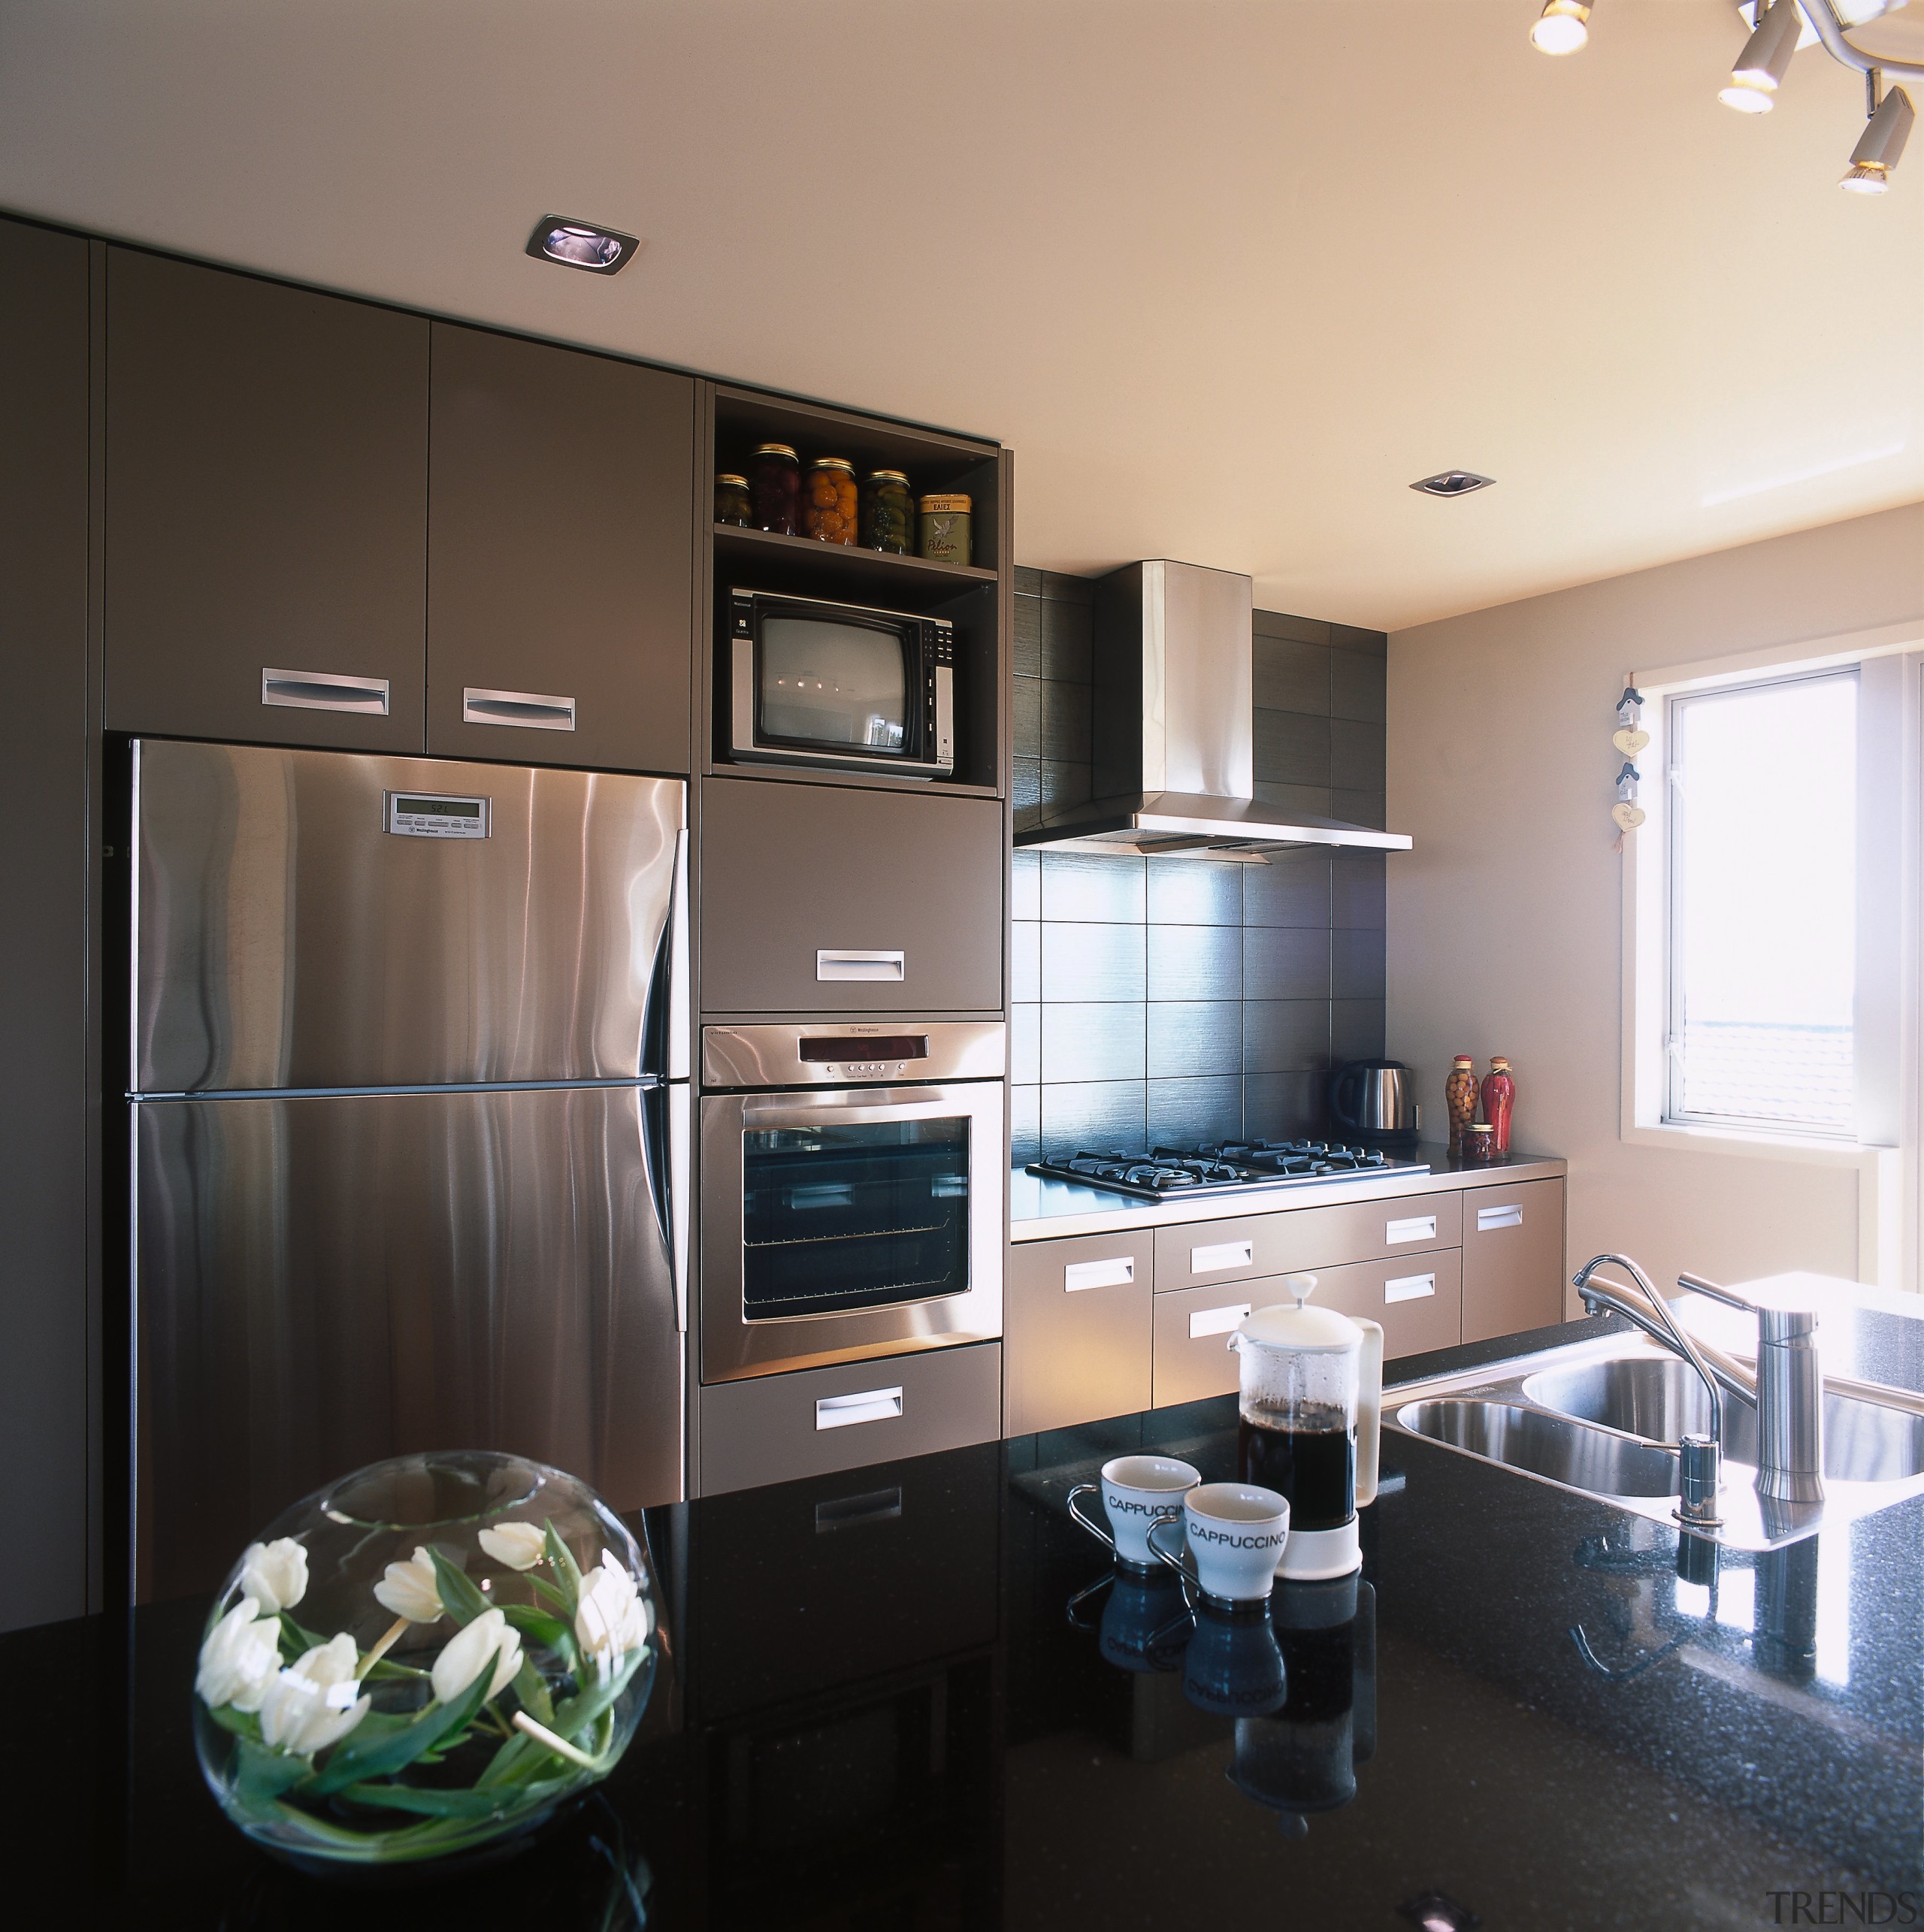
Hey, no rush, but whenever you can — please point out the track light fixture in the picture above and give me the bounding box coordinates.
[1529,0,1592,55]
[1841,72,1916,189]
[1719,0,1802,112]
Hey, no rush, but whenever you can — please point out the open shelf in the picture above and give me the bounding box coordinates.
[714,525,996,603]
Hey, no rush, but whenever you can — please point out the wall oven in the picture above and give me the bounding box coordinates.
[728,588,955,779]
[699,1022,1003,1382]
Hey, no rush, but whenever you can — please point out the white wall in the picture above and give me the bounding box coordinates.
[1387,503,1924,1311]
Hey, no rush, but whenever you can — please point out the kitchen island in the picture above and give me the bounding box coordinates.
[20,1315,1919,1929]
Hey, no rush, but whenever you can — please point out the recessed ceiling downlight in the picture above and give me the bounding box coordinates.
[1410,470,1496,497]
[525,215,640,274]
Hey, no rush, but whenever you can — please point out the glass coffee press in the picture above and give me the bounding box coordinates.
[1229,1275,1383,1580]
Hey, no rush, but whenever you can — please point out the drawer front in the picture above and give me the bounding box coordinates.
[1153,1190,1462,1291]
[1461,1178,1566,1344]
[1006,1232,1154,1435]
[1152,1283,1258,1407]
[1302,1251,1463,1360]
[697,1342,1001,1496]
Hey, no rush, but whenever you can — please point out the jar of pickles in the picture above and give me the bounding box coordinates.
[714,473,752,528]
[803,458,858,543]
[859,470,913,554]
[749,444,800,537]
[918,492,973,566]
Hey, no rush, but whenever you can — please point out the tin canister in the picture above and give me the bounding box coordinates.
[918,493,973,566]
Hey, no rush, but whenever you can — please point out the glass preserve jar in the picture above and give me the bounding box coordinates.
[803,457,858,543]
[859,470,913,553]
[714,473,752,528]
[749,443,800,536]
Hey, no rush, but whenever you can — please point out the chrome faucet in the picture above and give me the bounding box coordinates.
[1572,1253,1726,1526]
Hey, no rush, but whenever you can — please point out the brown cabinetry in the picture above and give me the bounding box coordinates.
[1460,1178,1566,1343]
[104,249,429,750]
[700,777,1003,1014]
[1151,1190,1461,1292]
[1006,1232,1154,1435]
[426,324,694,773]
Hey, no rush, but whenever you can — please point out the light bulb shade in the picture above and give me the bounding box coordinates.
[1848,84,1915,173]
[1729,0,1801,93]
[1840,162,1891,192]
[1719,80,1776,112]
[1530,0,1591,54]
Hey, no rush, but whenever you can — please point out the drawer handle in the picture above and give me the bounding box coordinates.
[817,949,906,982]
[815,1486,903,1531]
[815,1386,903,1431]
[1190,1302,1251,1340]
[1477,1203,1525,1232]
[261,667,390,715]
[1385,1272,1437,1304]
[1190,1239,1253,1274]
[1065,1255,1134,1292]
[462,686,576,731]
[1386,1214,1436,1245]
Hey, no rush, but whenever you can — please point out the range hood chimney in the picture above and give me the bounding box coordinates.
[1015,561,1413,859]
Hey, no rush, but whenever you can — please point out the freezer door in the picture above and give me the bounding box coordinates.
[133,739,685,1092]
[133,1084,685,1602]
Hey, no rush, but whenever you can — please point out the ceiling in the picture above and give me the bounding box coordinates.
[0,1,1918,630]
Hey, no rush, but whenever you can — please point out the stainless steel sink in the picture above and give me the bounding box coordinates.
[1385,1332,1924,1551]
[1522,1356,1924,1485]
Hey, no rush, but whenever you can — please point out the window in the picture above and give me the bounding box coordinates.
[1665,670,1858,1137]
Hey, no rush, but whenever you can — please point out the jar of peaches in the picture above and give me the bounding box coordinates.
[802,457,858,543]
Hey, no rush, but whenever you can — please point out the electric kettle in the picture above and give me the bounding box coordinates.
[1229,1276,1382,1581]
[1327,1059,1419,1146]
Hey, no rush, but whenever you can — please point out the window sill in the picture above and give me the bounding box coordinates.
[1623,1122,1895,1168]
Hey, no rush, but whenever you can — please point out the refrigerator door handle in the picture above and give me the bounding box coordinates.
[669,1081,690,1335]
[669,828,690,1084]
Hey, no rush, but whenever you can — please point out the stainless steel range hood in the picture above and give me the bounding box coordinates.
[1015,560,1412,859]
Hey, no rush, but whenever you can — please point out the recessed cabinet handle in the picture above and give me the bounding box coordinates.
[462,687,576,731]
[1190,1302,1251,1340]
[262,668,391,715]
[1065,1256,1134,1292]
[1385,1273,1437,1304]
[1386,1215,1437,1245]
[815,1386,904,1431]
[1190,1239,1253,1274]
[1477,1203,1525,1232]
[817,950,906,982]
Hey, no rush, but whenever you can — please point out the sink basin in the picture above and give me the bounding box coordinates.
[1396,1398,1679,1498]
[1522,1356,1924,1484]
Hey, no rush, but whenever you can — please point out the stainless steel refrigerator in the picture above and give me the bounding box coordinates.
[129,739,688,1603]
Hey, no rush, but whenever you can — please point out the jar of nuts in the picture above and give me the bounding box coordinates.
[802,457,858,543]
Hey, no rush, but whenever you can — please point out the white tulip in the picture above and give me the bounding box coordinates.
[237,1537,308,1614]
[477,1522,546,1571]
[195,1596,282,1713]
[429,1607,522,1707]
[573,1552,649,1683]
[373,1545,446,1624]
[257,1634,370,1756]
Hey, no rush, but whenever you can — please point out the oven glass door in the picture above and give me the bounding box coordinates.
[743,1116,968,1320]
[758,615,911,756]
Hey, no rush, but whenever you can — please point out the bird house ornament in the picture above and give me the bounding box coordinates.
[1611,688,1645,845]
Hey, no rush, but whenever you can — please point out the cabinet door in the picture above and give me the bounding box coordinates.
[426,323,693,773]
[1305,1252,1463,1360]
[104,249,428,749]
[1460,1178,1566,1343]
[700,777,1003,1013]
[1006,1232,1154,1435]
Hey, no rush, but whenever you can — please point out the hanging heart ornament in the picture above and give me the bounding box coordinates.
[1611,803,1646,831]
[1613,727,1650,756]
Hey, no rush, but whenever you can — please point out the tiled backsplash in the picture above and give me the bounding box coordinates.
[1011,567,1389,1162]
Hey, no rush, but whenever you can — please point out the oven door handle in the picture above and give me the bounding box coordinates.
[743,1098,972,1130]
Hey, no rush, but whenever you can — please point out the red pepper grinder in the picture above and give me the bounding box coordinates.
[1445,1057,1479,1159]
[1481,1057,1515,1156]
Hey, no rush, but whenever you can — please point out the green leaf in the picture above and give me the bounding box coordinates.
[501,1603,577,1677]
[551,1643,646,1746]
[543,1521,584,1618]
[510,1656,555,1729]
[277,1612,327,1658]
[204,1703,264,1741]
[301,1668,492,1797]
[528,1574,570,1616]
[475,1731,540,1790]
[362,1655,431,1684]
[337,1782,516,1819]
[428,1547,490,1628]
[233,1738,310,1806]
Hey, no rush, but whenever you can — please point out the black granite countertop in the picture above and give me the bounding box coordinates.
[18,1320,1922,1930]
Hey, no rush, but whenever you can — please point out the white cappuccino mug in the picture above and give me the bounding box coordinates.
[1066,1455,1202,1568]
[1146,1483,1290,1606]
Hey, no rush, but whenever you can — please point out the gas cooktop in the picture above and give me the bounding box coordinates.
[1025,1139,1429,1202]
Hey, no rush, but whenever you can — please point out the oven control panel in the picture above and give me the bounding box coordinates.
[701,1020,1006,1090]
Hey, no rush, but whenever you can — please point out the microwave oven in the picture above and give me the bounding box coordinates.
[728,588,955,779]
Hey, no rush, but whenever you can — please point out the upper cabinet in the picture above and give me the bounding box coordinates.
[427,324,694,774]
[104,249,429,751]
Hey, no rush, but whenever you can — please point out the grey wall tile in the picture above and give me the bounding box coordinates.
[1330,851,1384,930]
[1333,927,1387,1000]
[1011,848,1042,921]
[1254,638,1330,715]
[1014,594,1043,679]
[1243,926,1330,1000]
[1040,570,1094,606]
[1013,758,1042,827]
[1013,566,1045,597]
[1148,1076,1244,1150]
[1242,999,1330,1073]
[1253,780,1332,819]
[1042,679,1092,763]
[1042,921,1146,1001]
[1333,999,1387,1063]
[1242,850,1330,928]
[1330,717,1386,794]
[1148,924,1242,1001]
[1041,1080,1146,1156]
[1042,1002,1146,1083]
[1012,1002,1041,1084]
[1011,1083,1041,1163]
[1331,788,1386,830]
[1011,920,1041,1002]
[1040,598,1094,682]
[1147,1001,1242,1078]
[1330,624,1387,657]
[1330,646,1387,724]
[1253,609,1333,646]
[1245,1069,1327,1139]
[1014,675,1042,759]
[1041,851,1146,923]
[1146,857,1243,927]
[1253,709,1330,788]
[1039,760,1093,815]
